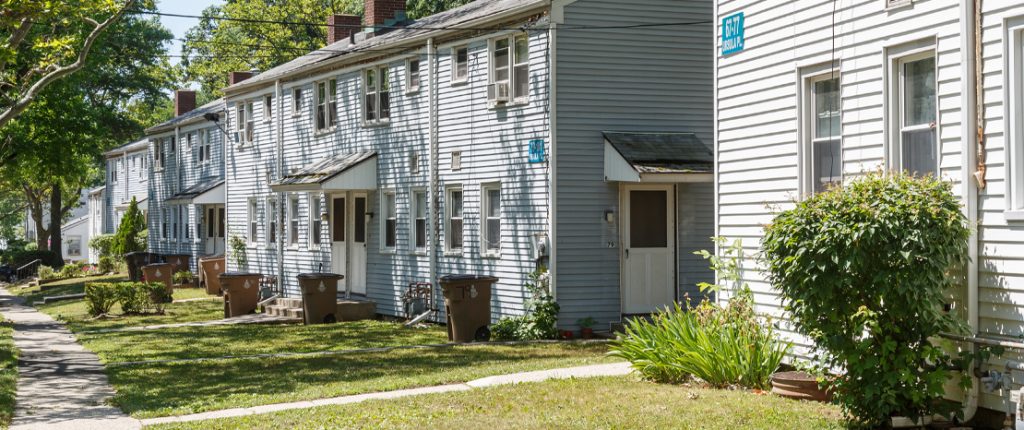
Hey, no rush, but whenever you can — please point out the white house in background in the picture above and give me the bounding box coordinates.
[61,216,89,263]
[220,0,714,330]
[23,188,89,251]
[715,0,1024,417]
[144,91,227,272]
[86,186,104,263]
[103,138,150,232]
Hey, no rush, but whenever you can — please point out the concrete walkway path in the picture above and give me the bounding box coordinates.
[0,287,140,430]
[141,361,632,426]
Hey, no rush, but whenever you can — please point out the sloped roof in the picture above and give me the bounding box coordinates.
[225,0,547,93]
[165,178,225,203]
[603,132,713,174]
[145,98,227,135]
[273,151,376,189]
[103,138,149,157]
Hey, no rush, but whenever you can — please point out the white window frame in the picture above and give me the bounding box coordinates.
[314,79,338,133]
[410,188,426,254]
[481,182,502,257]
[154,139,165,171]
[363,66,391,125]
[292,87,303,117]
[488,33,530,105]
[886,41,938,177]
[111,160,119,184]
[186,132,194,150]
[161,208,169,241]
[1006,19,1024,219]
[263,94,273,123]
[380,189,397,253]
[287,194,300,248]
[266,197,278,247]
[245,101,255,144]
[406,57,421,94]
[798,65,843,196]
[451,46,469,84]
[248,198,259,245]
[445,185,464,255]
[67,235,82,257]
[235,103,245,146]
[308,192,324,248]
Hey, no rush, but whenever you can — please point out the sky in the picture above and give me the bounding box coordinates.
[157,0,223,66]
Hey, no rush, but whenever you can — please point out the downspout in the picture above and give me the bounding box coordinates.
[712,0,721,306]
[428,38,439,320]
[959,0,981,421]
[547,23,558,299]
[276,80,285,295]
[174,126,181,254]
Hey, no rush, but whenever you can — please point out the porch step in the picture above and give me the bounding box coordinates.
[275,297,303,309]
[265,305,305,320]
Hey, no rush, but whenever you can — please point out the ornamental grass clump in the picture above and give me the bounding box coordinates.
[761,172,971,426]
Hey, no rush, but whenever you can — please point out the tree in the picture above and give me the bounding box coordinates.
[112,197,146,257]
[0,0,139,129]
[405,0,474,18]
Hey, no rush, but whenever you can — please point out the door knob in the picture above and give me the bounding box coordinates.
[625,249,629,259]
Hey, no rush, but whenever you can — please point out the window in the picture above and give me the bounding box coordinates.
[364,66,390,123]
[513,34,529,99]
[111,160,118,183]
[801,71,842,195]
[162,208,168,239]
[154,140,165,170]
[263,95,273,122]
[489,33,529,102]
[315,79,338,132]
[267,198,278,245]
[406,58,420,93]
[67,236,82,257]
[292,88,303,116]
[235,104,245,144]
[1008,21,1024,215]
[481,183,501,254]
[446,186,463,252]
[207,207,215,239]
[172,206,179,241]
[170,136,176,153]
[288,194,300,247]
[893,53,937,176]
[183,206,189,240]
[452,46,468,83]
[245,101,255,143]
[309,193,323,246]
[186,132,194,149]
[412,189,426,252]
[198,129,210,165]
[248,198,258,244]
[382,190,396,251]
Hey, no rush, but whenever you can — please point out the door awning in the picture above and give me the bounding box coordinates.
[270,151,377,192]
[165,179,225,205]
[603,132,713,183]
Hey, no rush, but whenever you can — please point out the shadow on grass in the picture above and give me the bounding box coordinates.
[0,320,17,427]
[108,342,613,418]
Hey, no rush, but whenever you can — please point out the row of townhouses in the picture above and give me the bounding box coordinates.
[84,0,1024,416]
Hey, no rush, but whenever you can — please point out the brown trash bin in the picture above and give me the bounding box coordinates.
[440,274,498,342]
[163,254,192,276]
[199,256,226,295]
[297,273,344,324]
[125,252,160,282]
[141,263,174,303]
[219,272,261,318]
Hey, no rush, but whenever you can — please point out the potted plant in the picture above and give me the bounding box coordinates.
[577,317,596,339]
[770,369,831,402]
[173,270,195,288]
[560,329,574,340]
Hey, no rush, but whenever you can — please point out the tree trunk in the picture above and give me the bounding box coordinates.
[49,182,63,268]
[27,196,48,251]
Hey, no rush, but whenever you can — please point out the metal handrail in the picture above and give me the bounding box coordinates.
[15,259,41,272]
[14,258,42,281]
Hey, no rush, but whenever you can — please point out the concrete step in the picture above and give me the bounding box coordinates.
[276,297,303,308]
[265,305,304,320]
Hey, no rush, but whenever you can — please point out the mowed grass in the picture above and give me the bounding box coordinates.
[113,342,616,419]
[0,319,16,428]
[36,287,221,332]
[80,320,450,362]
[9,273,129,304]
[146,376,845,430]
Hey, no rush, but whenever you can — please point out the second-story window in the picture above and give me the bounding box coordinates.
[292,88,303,116]
[364,66,390,123]
[235,104,244,144]
[244,101,255,143]
[315,79,337,132]
[406,58,420,93]
[263,95,273,122]
[154,140,165,170]
[452,46,468,83]
[489,33,529,104]
[111,160,118,183]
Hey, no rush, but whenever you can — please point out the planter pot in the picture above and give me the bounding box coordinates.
[580,327,594,339]
[890,416,932,428]
[560,329,574,340]
[770,371,830,402]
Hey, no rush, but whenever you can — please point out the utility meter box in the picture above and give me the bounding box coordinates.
[529,232,549,260]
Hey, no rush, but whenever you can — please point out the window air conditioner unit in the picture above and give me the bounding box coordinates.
[487,82,510,104]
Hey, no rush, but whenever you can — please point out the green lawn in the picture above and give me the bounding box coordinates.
[113,342,616,419]
[146,376,845,430]
[0,319,16,428]
[10,273,129,304]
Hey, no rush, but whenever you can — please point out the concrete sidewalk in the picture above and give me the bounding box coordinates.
[141,361,633,426]
[0,287,140,430]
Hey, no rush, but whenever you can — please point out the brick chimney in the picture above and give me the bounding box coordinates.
[174,90,196,116]
[364,0,406,29]
[327,15,361,44]
[228,71,255,86]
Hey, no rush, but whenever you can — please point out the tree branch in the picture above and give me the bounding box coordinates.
[0,18,33,77]
[0,0,134,129]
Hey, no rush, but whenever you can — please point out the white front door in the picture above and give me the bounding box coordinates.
[330,195,348,291]
[348,193,368,295]
[204,205,226,255]
[621,184,675,314]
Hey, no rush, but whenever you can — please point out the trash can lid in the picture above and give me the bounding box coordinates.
[297,272,344,280]
[439,274,500,282]
[125,251,157,257]
[199,254,224,261]
[162,253,191,258]
[219,271,262,278]
[142,262,172,268]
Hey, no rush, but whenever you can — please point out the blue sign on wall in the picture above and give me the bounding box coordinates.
[528,139,545,163]
[722,12,745,55]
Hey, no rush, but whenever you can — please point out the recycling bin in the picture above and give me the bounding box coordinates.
[125,252,161,282]
[440,274,499,342]
[163,254,192,277]
[199,255,226,295]
[141,263,174,303]
[219,272,261,317]
[297,273,344,324]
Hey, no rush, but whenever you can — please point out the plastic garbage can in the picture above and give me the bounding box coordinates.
[297,273,344,324]
[440,274,498,342]
[199,256,225,295]
[219,272,261,317]
[163,254,192,277]
[125,252,161,282]
[141,263,174,303]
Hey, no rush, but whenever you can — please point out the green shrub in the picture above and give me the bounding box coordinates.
[58,262,84,279]
[610,291,789,389]
[89,234,117,259]
[491,270,559,341]
[37,265,55,280]
[173,271,194,285]
[143,282,171,313]
[115,282,149,314]
[84,283,118,316]
[761,172,971,425]
[98,256,116,274]
[112,198,146,258]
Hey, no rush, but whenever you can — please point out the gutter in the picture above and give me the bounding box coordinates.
[958,0,981,421]
[547,22,558,298]
[276,80,285,294]
[428,37,439,321]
